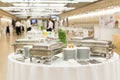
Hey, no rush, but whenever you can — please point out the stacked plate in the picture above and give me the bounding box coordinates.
[63,47,90,61]
[77,47,90,60]
[63,48,77,61]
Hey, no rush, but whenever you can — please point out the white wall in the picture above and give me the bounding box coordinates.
[94,27,120,40]
[0,18,12,34]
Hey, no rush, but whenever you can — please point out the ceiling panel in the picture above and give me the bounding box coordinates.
[0,0,98,18]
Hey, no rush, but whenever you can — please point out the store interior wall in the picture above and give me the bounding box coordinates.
[60,0,120,27]
[0,9,15,34]
[60,0,120,18]
[68,16,99,27]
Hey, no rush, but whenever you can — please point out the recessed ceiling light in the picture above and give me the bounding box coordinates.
[13,3,66,7]
[2,0,97,3]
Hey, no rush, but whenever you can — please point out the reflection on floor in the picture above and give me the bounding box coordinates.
[0,31,25,80]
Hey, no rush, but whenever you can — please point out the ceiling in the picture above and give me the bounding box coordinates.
[0,0,99,19]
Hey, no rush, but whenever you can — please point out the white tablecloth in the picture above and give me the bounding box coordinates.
[7,53,120,80]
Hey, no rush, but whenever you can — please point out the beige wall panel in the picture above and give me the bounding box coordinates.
[60,0,120,18]
[0,9,15,31]
[0,9,15,19]
[68,16,99,27]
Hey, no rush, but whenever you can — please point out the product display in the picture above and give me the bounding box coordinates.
[13,39,42,51]
[30,42,63,62]
[13,30,115,64]
[8,23,119,80]
[13,30,59,52]
[79,40,114,58]
[69,38,114,59]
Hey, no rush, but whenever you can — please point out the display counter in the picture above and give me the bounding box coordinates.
[7,52,120,80]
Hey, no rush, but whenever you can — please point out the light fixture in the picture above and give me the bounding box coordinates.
[1,18,12,22]
[68,7,120,19]
[13,3,66,7]
[0,7,74,10]
[1,0,97,18]
[2,0,97,3]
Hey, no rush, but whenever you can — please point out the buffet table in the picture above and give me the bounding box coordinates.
[7,53,120,80]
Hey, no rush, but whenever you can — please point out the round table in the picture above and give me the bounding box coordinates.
[7,53,120,80]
